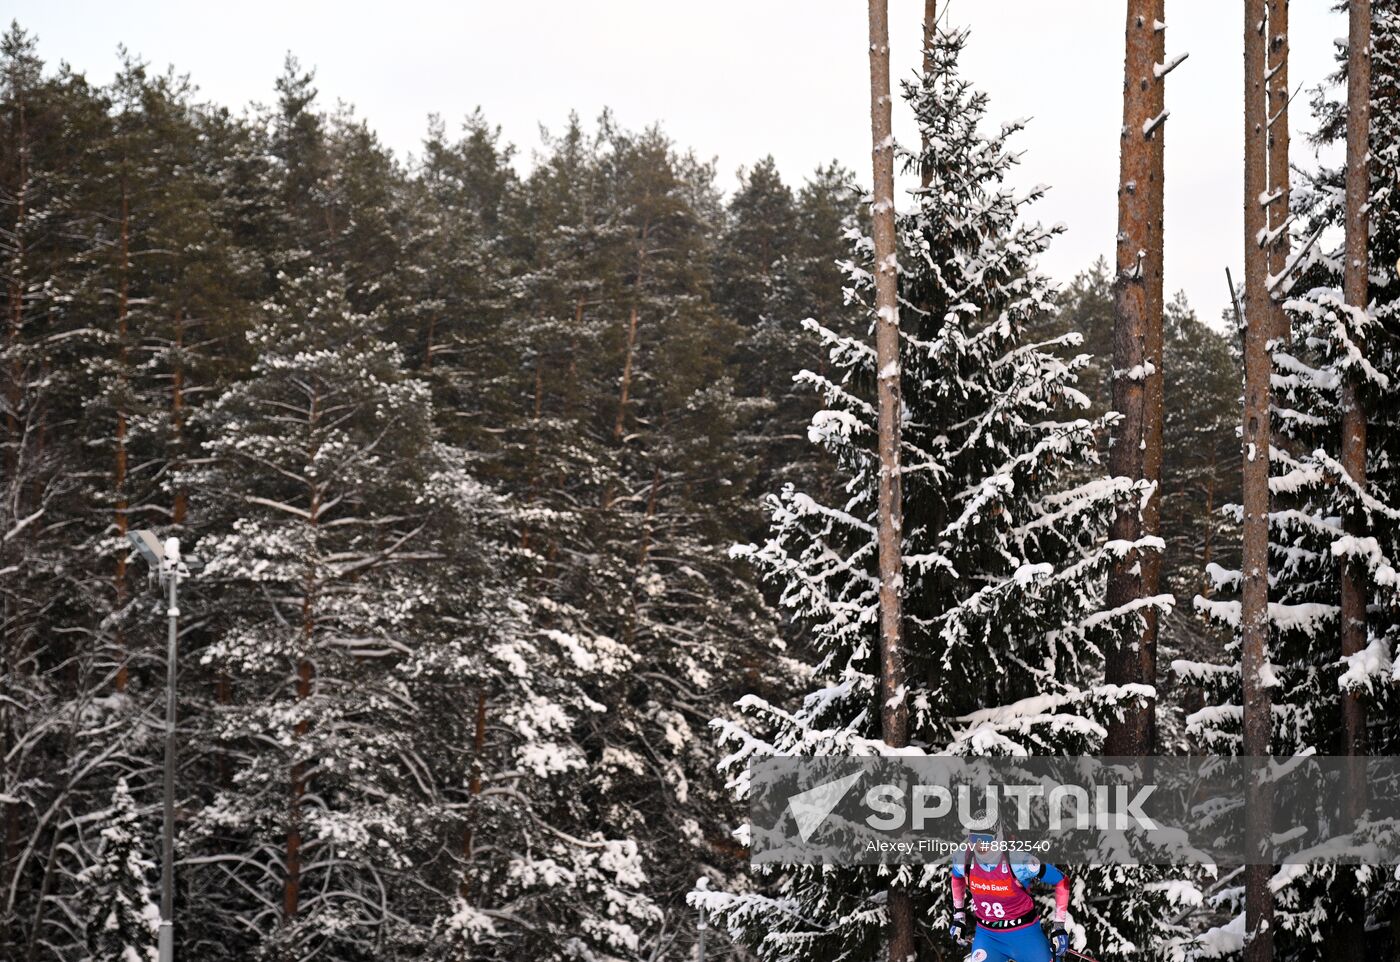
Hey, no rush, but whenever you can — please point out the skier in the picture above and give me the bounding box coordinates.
[948,828,1070,962]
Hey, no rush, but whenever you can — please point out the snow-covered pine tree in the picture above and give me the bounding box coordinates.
[185,267,444,959]
[400,455,664,962]
[395,112,518,416]
[1183,3,1400,956]
[496,116,789,959]
[702,26,1183,962]
[715,157,811,495]
[185,264,661,962]
[396,146,670,951]
[0,36,211,957]
[78,778,159,962]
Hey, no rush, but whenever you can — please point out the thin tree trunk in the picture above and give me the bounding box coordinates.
[1266,0,1292,344]
[459,692,488,900]
[637,466,661,571]
[286,389,322,923]
[1201,460,1217,599]
[1340,0,1370,774]
[1138,0,1168,754]
[1241,5,1275,960]
[919,0,937,190]
[114,176,131,694]
[867,4,912,961]
[171,308,187,528]
[1,90,29,962]
[424,314,436,371]
[284,660,312,921]
[1105,0,1160,756]
[621,464,664,648]
[614,220,650,443]
[1337,6,1370,956]
[4,95,26,481]
[520,361,546,551]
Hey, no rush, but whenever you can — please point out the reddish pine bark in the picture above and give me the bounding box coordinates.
[613,219,650,443]
[114,176,131,694]
[459,692,488,900]
[1138,0,1167,754]
[285,389,322,922]
[1266,0,1292,343]
[867,3,913,961]
[919,0,937,191]
[1242,4,1275,960]
[1340,0,1370,774]
[1105,0,1161,756]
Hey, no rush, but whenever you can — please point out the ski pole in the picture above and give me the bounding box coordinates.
[1066,949,1103,962]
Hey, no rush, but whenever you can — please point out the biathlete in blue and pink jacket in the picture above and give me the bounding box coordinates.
[949,831,1070,962]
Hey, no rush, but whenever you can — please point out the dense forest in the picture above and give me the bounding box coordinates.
[4,2,1393,960]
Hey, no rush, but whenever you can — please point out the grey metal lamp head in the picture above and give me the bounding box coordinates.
[127,529,165,566]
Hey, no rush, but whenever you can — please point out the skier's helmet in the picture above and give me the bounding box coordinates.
[967,817,1004,869]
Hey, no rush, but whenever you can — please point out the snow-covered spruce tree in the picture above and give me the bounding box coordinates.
[78,778,159,962]
[1183,5,1400,956]
[701,28,1185,962]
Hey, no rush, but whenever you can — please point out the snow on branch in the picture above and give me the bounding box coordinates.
[1155,52,1189,78]
[1255,213,1294,249]
[1337,637,1392,695]
[1266,221,1326,293]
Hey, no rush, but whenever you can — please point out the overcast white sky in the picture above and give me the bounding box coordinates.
[12,1,1347,327]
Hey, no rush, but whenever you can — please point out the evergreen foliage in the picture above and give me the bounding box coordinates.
[704,28,1190,962]
[1178,5,1400,955]
[0,13,1333,962]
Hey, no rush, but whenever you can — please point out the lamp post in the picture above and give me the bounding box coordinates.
[694,876,709,962]
[127,530,193,962]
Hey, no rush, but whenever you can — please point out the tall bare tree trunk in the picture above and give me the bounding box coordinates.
[1106,0,1165,756]
[1139,0,1169,754]
[459,692,488,900]
[622,465,664,647]
[286,390,322,925]
[1266,0,1292,343]
[1201,462,1217,599]
[1341,0,1370,774]
[4,96,25,480]
[1,89,30,962]
[919,0,937,191]
[171,309,187,528]
[1337,3,1370,956]
[114,176,131,694]
[1241,4,1275,960]
[867,4,912,960]
[284,659,312,922]
[520,361,547,551]
[613,220,650,443]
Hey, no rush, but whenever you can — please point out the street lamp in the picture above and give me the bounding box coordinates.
[126,530,195,962]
